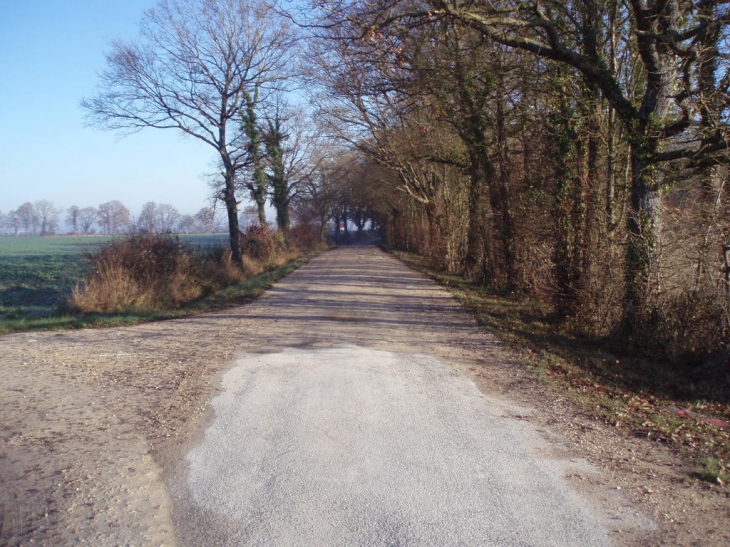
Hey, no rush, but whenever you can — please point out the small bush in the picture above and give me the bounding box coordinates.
[70,234,187,312]
[69,234,243,313]
[633,288,730,366]
[286,224,318,252]
[197,245,247,289]
[240,224,283,261]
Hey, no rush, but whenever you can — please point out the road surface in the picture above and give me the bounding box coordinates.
[170,245,625,546]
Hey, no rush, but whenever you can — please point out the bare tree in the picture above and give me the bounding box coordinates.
[177,214,197,233]
[307,169,342,243]
[97,200,131,234]
[137,201,158,233]
[66,206,80,234]
[5,211,21,236]
[194,206,217,233]
[238,204,260,230]
[156,203,180,233]
[83,0,297,266]
[15,202,38,235]
[78,207,97,234]
[35,200,59,236]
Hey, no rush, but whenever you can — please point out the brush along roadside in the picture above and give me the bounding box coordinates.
[389,248,729,486]
[1,231,325,335]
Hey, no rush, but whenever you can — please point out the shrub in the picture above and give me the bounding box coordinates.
[69,228,314,315]
[635,289,730,366]
[69,234,248,313]
[240,224,282,261]
[197,245,247,289]
[69,234,197,312]
[286,224,318,252]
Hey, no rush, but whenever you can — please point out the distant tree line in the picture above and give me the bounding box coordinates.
[0,200,229,236]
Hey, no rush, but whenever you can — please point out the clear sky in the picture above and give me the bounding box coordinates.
[0,1,220,219]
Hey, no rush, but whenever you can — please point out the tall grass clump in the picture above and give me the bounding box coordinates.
[69,234,245,313]
[69,227,325,315]
[240,223,313,273]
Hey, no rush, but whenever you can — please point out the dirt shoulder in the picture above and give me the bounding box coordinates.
[0,245,727,545]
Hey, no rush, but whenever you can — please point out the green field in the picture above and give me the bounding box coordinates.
[0,234,229,328]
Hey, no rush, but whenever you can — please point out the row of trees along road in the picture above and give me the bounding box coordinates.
[84,0,730,360]
[83,0,301,265]
[298,0,730,359]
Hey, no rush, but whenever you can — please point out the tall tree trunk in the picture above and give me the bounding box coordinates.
[464,150,491,283]
[242,92,267,226]
[494,90,517,291]
[319,211,328,243]
[253,170,267,225]
[625,142,661,322]
[695,166,724,288]
[265,116,290,233]
[222,169,243,266]
[694,5,723,289]
[551,105,580,316]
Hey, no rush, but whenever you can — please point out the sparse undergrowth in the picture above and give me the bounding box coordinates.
[390,248,730,486]
[0,231,324,335]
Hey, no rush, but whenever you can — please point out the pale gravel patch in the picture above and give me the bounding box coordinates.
[186,346,613,547]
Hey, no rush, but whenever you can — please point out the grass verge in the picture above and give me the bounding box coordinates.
[389,248,730,486]
[0,252,319,335]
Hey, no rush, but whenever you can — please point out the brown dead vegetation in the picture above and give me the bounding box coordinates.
[69,227,320,314]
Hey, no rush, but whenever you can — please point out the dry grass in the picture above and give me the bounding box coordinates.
[69,230,309,314]
[69,235,207,312]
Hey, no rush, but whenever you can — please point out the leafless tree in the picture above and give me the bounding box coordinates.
[66,206,80,234]
[194,206,217,233]
[137,201,158,233]
[83,0,297,266]
[78,207,97,234]
[156,203,181,233]
[5,211,21,236]
[177,214,197,233]
[238,205,260,230]
[35,200,59,236]
[97,200,131,234]
[15,202,38,235]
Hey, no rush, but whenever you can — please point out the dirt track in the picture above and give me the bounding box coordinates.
[1,245,728,545]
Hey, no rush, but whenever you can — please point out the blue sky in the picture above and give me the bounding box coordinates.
[0,1,219,218]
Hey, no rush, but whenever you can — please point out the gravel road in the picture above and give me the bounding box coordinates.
[1,244,669,546]
[171,245,647,546]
